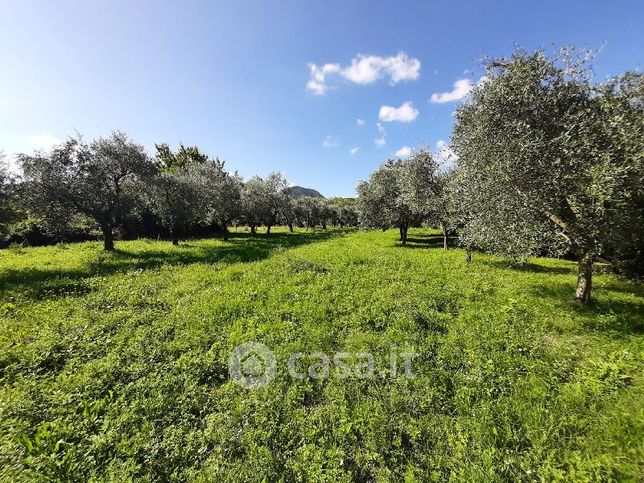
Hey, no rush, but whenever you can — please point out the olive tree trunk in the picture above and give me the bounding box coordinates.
[399,223,409,245]
[441,224,449,250]
[575,251,593,304]
[171,226,179,246]
[221,220,229,241]
[101,224,115,251]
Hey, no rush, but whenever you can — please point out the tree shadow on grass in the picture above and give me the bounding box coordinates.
[110,231,343,268]
[408,232,441,238]
[482,259,575,276]
[599,280,644,297]
[399,234,452,249]
[530,280,644,337]
[472,255,642,338]
[0,230,348,302]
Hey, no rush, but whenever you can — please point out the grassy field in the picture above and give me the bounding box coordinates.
[0,228,642,481]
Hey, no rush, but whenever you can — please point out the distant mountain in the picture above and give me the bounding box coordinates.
[285,186,324,199]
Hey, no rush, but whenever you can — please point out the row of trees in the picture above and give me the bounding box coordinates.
[0,138,358,250]
[357,48,643,303]
[1,47,640,303]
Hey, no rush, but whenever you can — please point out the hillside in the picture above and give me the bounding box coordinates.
[0,229,642,480]
[285,185,324,198]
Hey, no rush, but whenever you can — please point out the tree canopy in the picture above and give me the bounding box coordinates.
[357,149,445,245]
[20,132,156,250]
[452,48,644,302]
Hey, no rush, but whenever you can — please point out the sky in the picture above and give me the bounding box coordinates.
[0,0,642,197]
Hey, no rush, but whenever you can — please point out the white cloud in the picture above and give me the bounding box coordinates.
[322,135,339,148]
[378,101,419,123]
[374,122,387,147]
[350,147,360,155]
[306,63,341,95]
[356,118,365,126]
[342,52,421,85]
[430,76,487,104]
[430,79,474,103]
[395,146,413,158]
[306,52,420,94]
[30,133,62,149]
[435,140,458,168]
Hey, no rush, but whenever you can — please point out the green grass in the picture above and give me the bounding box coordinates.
[0,228,642,481]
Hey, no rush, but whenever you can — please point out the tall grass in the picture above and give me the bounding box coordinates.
[0,228,642,481]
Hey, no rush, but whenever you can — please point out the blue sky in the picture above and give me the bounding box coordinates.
[1,0,642,197]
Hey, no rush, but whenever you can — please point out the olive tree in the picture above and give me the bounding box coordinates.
[155,142,210,172]
[241,176,270,234]
[316,198,333,230]
[264,172,290,233]
[452,48,643,303]
[356,160,414,244]
[208,169,243,240]
[20,132,156,250]
[149,163,213,245]
[150,143,241,244]
[328,197,359,227]
[398,148,453,248]
[240,172,289,234]
[599,72,644,278]
[293,197,319,229]
[279,191,297,232]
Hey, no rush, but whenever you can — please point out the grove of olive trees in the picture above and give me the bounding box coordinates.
[7,136,358,251]
[2,48,641,304]
[356,48,642,303]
